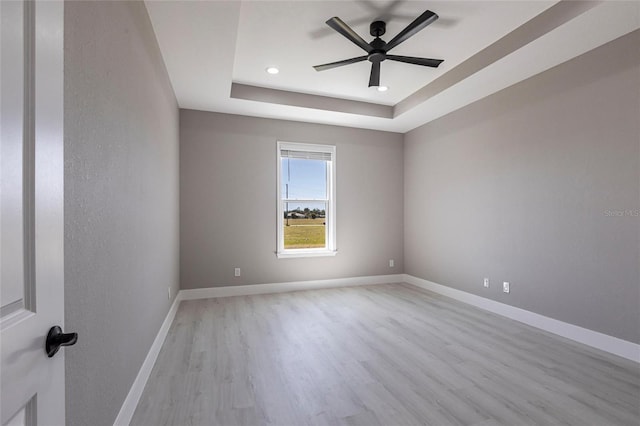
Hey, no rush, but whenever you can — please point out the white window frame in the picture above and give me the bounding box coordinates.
[276,141,337,258]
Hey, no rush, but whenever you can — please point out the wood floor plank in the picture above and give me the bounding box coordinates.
[131,284,640,426]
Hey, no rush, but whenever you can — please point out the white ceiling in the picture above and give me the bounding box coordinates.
[232,1,553,104]
[145,1,640,133]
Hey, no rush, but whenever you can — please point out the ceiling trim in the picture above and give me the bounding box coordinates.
[230,83,393,119]
[395,0,600,116]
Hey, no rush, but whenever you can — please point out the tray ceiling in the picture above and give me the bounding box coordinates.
[146,1,640,133]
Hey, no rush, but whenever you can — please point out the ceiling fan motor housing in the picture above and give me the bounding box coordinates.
[368,37,387,63]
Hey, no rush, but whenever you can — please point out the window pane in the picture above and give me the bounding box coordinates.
[281,158,327,200]
[283,201,326,249]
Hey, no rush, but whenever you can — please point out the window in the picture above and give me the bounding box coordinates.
[276,141,336,258]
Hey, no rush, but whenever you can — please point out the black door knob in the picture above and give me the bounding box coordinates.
[45,326,78,357]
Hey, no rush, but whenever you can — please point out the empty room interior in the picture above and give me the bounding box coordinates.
[1,1,639,425]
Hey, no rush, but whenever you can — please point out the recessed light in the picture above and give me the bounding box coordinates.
[266,67,279,75]
[377,86,388,92]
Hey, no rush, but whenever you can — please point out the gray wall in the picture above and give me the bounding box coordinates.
[180,110,403,288]
[64,2,179,426]
[404,31,640,344]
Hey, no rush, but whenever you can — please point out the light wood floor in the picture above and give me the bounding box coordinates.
[131,283,640,426]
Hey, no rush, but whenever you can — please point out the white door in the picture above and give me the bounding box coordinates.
[1,1,66,425]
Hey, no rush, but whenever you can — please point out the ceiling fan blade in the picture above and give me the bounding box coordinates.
[313,56,368,71]
[326,17,372,53]
[368,61,380,87]
[387,55,444,68]
[385,10,438,52]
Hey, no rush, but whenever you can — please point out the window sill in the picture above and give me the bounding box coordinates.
[276,249,337,259]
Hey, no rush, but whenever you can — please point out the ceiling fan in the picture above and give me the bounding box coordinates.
[313,10,444,88]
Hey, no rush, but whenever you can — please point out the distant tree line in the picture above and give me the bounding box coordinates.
[284,207,326,219]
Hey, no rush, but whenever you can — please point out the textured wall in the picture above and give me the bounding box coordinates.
[404,31,640,344]
[180,110,404,288]
[64,2,179,425]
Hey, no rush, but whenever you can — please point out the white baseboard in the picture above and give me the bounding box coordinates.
[403,274,640,363]
[113,294,182,426]
[180,274,404,301]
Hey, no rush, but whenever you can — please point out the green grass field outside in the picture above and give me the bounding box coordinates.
[284,218,326,249]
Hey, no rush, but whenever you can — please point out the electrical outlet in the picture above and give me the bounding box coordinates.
[389,259,395,268]
[483,278,489,288]
[167,286,171,300]
[503,281,510,293]
[234,267,241,277]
